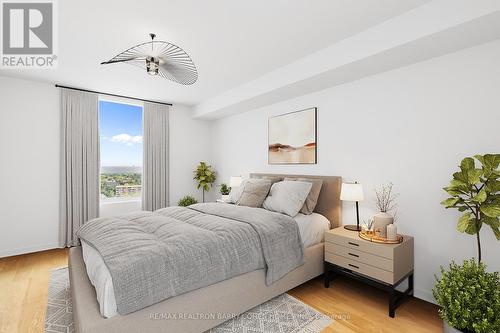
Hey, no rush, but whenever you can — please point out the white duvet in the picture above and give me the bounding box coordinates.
[81,212,330,318]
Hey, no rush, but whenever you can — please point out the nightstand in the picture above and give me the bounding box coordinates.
[324,227,414,317]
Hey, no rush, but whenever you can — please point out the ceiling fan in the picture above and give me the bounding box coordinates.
[101,33,198,85]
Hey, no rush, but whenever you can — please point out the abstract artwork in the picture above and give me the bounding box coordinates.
[268,107,317,164]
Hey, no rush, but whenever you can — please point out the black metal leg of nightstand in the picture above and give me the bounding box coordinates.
[389,288,396,318]
[408,273,414,296]
[388,272,414,318]
[324,263,336,288]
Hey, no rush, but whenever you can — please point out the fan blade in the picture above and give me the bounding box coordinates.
[101,56,145,65]
[101,41,153,66]
[159,61,198,85]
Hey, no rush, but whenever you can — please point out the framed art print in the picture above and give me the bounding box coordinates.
[268,107,317,164]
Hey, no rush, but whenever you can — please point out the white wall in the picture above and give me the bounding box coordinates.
[0,76,212,257]
[169,105,213,205]
[210,40,500,303]
[0,77,60,257]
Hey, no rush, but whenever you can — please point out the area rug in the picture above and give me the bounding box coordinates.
[45,267,74,333]
[46,267,332,333]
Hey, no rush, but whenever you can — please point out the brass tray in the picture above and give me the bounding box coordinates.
[358,230,403,244]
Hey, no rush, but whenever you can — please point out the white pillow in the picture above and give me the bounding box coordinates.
[227,184,243,203]
[263,181,313,217]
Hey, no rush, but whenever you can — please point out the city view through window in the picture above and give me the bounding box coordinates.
[99,100,143,202]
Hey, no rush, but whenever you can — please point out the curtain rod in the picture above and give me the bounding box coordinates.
[55,84,173,106]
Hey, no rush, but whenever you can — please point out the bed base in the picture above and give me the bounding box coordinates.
[69,243,324,333]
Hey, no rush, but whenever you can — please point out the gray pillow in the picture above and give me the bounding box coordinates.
[263,181,313,217]
[261,176,283,186]
[284,177,323,214]
[236,179,272,207]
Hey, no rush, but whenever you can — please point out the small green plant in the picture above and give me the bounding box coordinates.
[441,154,500,262]
[219,183,231,195]
[178,195,198,207]
[193,162,216,203]
[433,259,500,333]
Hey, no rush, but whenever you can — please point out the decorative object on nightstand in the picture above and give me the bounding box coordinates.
[386,223,398,241]
[219,183,231,202]
[340,182,364,231]
[324,227,414,317]
[373,183,399,237]
[358,229,403,244]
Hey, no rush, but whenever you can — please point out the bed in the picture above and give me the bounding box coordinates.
[69,173,342,333]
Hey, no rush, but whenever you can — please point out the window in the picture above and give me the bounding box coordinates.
[99,100,143,202]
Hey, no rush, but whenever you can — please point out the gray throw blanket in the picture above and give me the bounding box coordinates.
[77,203,304,315]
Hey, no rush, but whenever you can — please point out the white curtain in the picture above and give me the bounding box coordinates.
[142,102,169,211]
[59,88,99,247]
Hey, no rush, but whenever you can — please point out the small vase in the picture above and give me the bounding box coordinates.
[221,195,229,202]
[373,212,393,238]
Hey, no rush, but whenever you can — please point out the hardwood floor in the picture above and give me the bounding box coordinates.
[289,278,441,333]
[0,248,68,333]
[0,249,442,333]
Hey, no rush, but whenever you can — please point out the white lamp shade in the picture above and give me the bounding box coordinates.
[229,176,242,188]
[340,182,364,202]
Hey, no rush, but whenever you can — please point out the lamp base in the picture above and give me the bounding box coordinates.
[344,225,362,231]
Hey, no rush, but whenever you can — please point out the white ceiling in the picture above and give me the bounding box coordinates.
[0,0,430,105]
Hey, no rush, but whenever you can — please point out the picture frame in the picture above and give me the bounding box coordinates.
[268,107,317,164]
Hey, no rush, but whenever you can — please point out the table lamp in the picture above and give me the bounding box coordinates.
[229,176,242,188]
[340,182,364,231]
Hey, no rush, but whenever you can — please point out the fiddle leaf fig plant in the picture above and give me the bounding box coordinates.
[441,154,500,263]
[193,161,216,203]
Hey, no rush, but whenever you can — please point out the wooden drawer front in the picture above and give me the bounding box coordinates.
[325,243,393,272]
[325,252,393,284]
[325,232,393,259]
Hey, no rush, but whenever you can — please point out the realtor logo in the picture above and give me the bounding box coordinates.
[1,0,57,68]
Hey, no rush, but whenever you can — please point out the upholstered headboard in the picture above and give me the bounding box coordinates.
[249,173,342,228]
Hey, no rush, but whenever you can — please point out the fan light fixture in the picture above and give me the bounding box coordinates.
[146,56,159,75]
[101,33,198,85]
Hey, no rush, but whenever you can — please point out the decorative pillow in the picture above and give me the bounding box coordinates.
[261,176,283,186]
[236,179,272,207]
[263,181,313,217]
[284,177,323,215]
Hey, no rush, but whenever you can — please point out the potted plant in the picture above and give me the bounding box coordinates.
[436,154,500,332]
[433,259,499,333]
[193,162,216,203]
[372,183,399,237]
[178,195,198,207]
[219,183,231,202]
[440,154,500,262]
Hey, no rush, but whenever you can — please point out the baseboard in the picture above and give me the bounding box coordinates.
[0,242,62,258]
[414,287,436,305]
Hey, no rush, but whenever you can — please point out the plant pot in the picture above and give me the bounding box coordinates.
[443,321,471,333]
[221,194,229,202]
[372,212,393,237]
